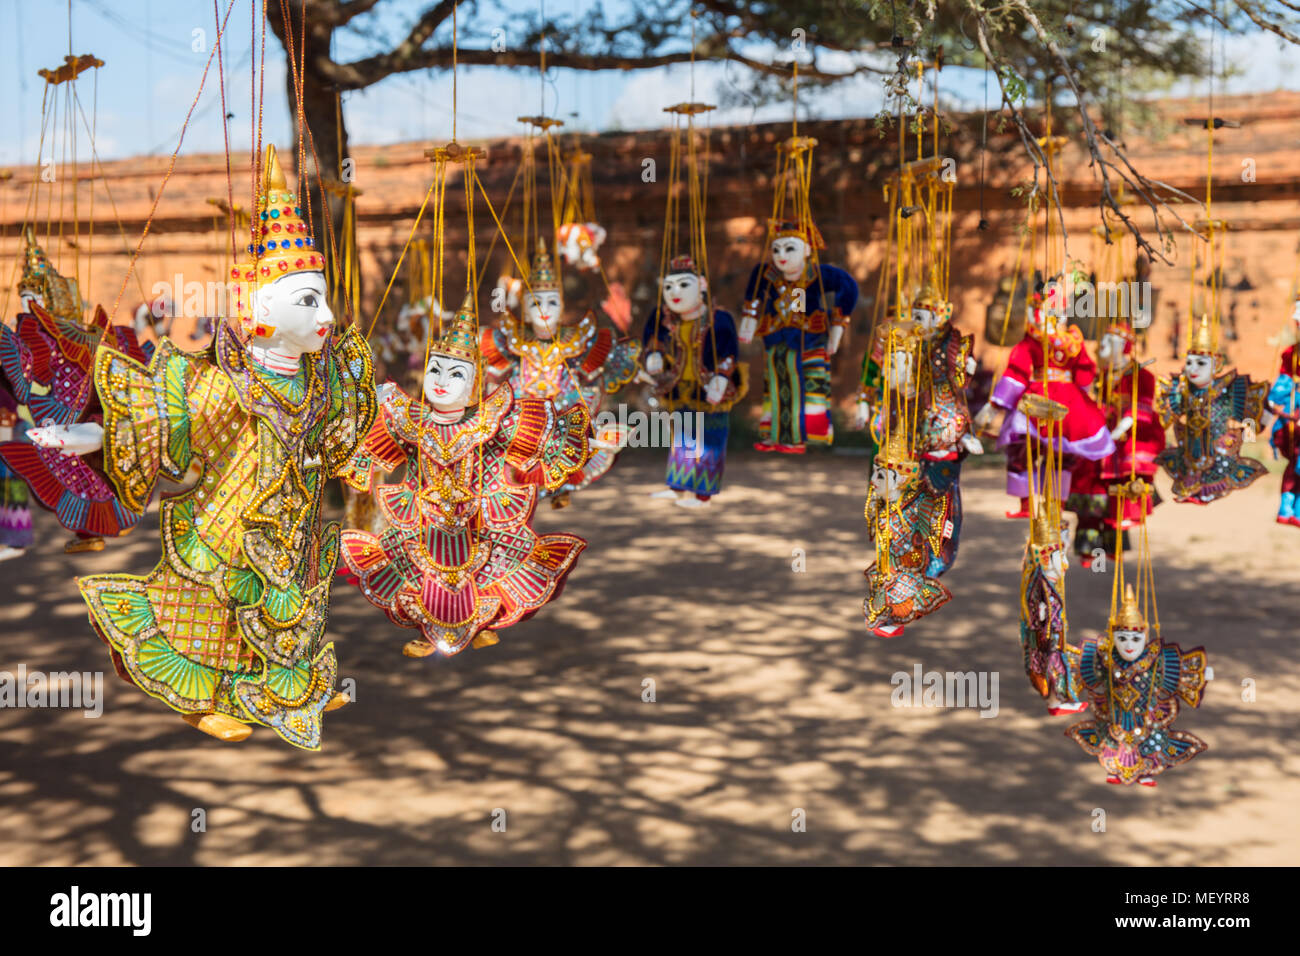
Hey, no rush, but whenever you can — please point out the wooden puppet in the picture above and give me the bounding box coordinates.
[1267,296,1300,526]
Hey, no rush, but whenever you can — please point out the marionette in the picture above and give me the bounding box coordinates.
[1068,322,1167,563]
[27,146,376,750]
[557,221,607,274]
[480,241,638,505]
[339,299,593,657]
[1066,584,1210,786]
[640,256,747,506]
[1155,315,1267,504]
[862,429,957,638]
[1019,507,1087,715]
[1267,296,1300,526]
[738,220,859,452]
[0,225,154,553]
[974,277,1114,517]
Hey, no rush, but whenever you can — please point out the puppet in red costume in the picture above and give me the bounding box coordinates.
[1068,323,1166,563]
[975,278,1114,517]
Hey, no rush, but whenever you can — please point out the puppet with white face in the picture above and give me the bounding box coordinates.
[740,220,859,452]
[479,241,641,505]
[1154,314,1267,504]
[862,431,955,638]
[1066,584,1211,786]
[640,257,746,507]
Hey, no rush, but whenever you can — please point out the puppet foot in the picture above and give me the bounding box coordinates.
[0,546,25,563]
[181,712,252,742]
[65,535,105,554]
[871,624,904,638]
[324,691,350,712]
[1289,516,1300,528]
[1048,700,1089,716]
[753,441,777,452]
[1005,498,1031,519]
[550,491,572,510]
[675,495,709,509]
[402,639,438,658]
[775,443,806,454]
[1138,776,1157,788]
[1105,775,1123,785]
[471,629,500,649]
[648,488,678,500]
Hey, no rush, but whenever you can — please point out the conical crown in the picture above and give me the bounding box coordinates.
[911,282,953,323]
[17,225,80,321]
[1187,313,1218,355]
[528,240,559,293]
[429,294,481,364]
[229,145,323,322]
[1110,583,1148,632]
[876,428,919,474]
[1030,507,1062,548]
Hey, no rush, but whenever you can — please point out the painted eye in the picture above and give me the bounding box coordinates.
[298,293,318,308]
[450,369,464,379]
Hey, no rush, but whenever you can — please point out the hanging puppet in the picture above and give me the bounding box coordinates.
[1066,584,1210,786]
[481,241,638,505]
[1155,315,1267,504]
[1068,322,1166,563]
[862,428,957,638]
[640,256,747,506]
[28,146,376,750]
[339,299,594,657]
[0,225,153,553]
[1267,295,1300,526]
[738,220,859,453]
[974,276,1114,517]
[0,397,33,562]
[1018,507,1087,715]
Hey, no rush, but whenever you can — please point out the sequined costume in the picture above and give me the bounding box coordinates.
[338,380,592,656]
[0,228,155,543]
[1155,368,1266,504]
[0,402,33,551]
[1066,636,1208,785]
[641,301,748,498]
[742,224,858,447]
[863,484,955,632]
[1018,544,1081,706]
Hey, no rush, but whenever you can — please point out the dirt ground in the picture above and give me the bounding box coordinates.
[1,449,1297,866]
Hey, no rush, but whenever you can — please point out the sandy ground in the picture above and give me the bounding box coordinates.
[0,449,1297,866]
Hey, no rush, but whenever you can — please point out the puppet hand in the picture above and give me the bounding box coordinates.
[827,326,845,356]
[853,401,871,431]
[973,403,997,429]
[644,351,664,375]
[377,382,403,406]
[705,375,729,405]
[1110,415,1134,441]
[738,315,758,345]
[960,433,985,455]
[599,283,633,333]
[29,422,103,455]
[965,356,978,375]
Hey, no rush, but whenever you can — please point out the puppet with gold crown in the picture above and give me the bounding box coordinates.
[0,226,155,554]
[1068,321,1167,563]
[861,427,958,638]
[1267,295,1300,526]
[27,146,376,750]
[975,274,1115,517]
[1018,505,1087,715]
[480,241,638,504]
[1066,582,1210,786]
[1155,315,1267,504]
[738,219,859,452]
[339,297,593,658]
[639,255,747,506]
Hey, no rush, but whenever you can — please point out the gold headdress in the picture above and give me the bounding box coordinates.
[429,294,481,366]
[875,428,920,482]
[1187,313,1219,356]
[1030,507,1063,550]
[228,145,324,336]
[17,225,81,322]
[910,283,953,325]
[1109,583,1148,632]
[769,218,826,250]
[527,240,560,294]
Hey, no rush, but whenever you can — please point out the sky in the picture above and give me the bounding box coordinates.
[1,0,1298,167]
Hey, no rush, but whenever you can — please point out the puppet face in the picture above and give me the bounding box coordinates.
[19,290,43,312]
[770,237,809,276]
[871,463,911,503]
[423,354,477,411]
[1098,332,1129,368]
[662,272,706,316]
[522,289,563,339]
[1113,627,1148,662]
[1184,352,1216,388]
[1040,546,1068,583]
[911,306,944,335]
[251,271,334,355]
